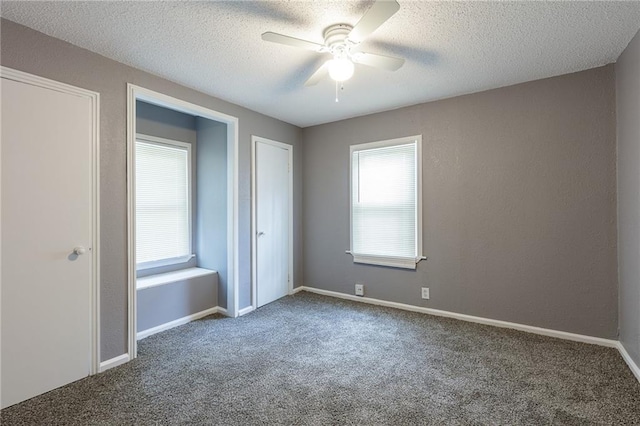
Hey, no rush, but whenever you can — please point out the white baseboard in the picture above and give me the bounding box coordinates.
[238,305,255,316]
[298,286,618,348]
[137,306,220,340]
[217,306,228,317]
[290,286,304,295]
[617,342,640,383]
[99,353,130,373]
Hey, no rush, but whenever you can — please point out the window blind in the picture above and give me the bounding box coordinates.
[352,141,417,259]
[136,140,190,266]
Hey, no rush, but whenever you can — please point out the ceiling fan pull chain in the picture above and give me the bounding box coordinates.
[335,80,339,103]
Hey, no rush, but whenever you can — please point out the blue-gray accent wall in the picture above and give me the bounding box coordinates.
[196,118,229,309]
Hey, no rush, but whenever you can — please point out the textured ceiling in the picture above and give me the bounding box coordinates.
[2,1,640,127]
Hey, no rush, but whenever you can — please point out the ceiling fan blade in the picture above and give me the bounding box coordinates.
[304,62,328,86]
[348,0,400,44]
[262,32,325,52]
[352,52,404,71]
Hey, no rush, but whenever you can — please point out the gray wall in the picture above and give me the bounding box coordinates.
[196,118,228,308]
[136,100,198,277]
[303,66,618,339]
[137,274,218,332]
[616,29,640,366]
[0,18,304,361]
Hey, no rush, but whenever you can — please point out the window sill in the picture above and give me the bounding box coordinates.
[137,267,217,291]
[137,254,195,271]
[347,251,426,270]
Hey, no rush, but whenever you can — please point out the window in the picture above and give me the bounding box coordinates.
[350,135,423,269]
[136,134,192,269]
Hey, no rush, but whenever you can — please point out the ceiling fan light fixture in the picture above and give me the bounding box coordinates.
[327,58,354,82]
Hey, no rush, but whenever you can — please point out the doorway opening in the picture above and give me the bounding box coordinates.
[126,85,239,359]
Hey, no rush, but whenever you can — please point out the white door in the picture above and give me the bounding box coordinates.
[255,139,291,307]
[1,75,95,408]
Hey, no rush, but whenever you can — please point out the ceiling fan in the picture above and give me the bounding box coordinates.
[261,0,405,87]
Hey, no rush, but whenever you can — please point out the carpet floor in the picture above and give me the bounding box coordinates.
[2,291,639,425]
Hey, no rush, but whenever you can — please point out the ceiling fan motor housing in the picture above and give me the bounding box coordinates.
[323,24,355,57]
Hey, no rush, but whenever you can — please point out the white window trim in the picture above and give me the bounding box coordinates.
[348,135,424,270]
[135,133,194,271]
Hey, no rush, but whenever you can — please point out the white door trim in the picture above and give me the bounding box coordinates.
[126,84,239,360]
[0,66,101,375]
[251,136,294,312]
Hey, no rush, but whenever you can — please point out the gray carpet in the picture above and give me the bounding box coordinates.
[2,292,639,425]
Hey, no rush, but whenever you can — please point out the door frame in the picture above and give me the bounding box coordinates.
[250,136,293,313]
[0,66,101,375]
[126,84,240,359]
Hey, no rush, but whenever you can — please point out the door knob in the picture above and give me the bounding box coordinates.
[73,246,86,255]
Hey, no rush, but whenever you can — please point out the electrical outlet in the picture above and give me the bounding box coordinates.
[421,287,430,299]
[355,284,364,296]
